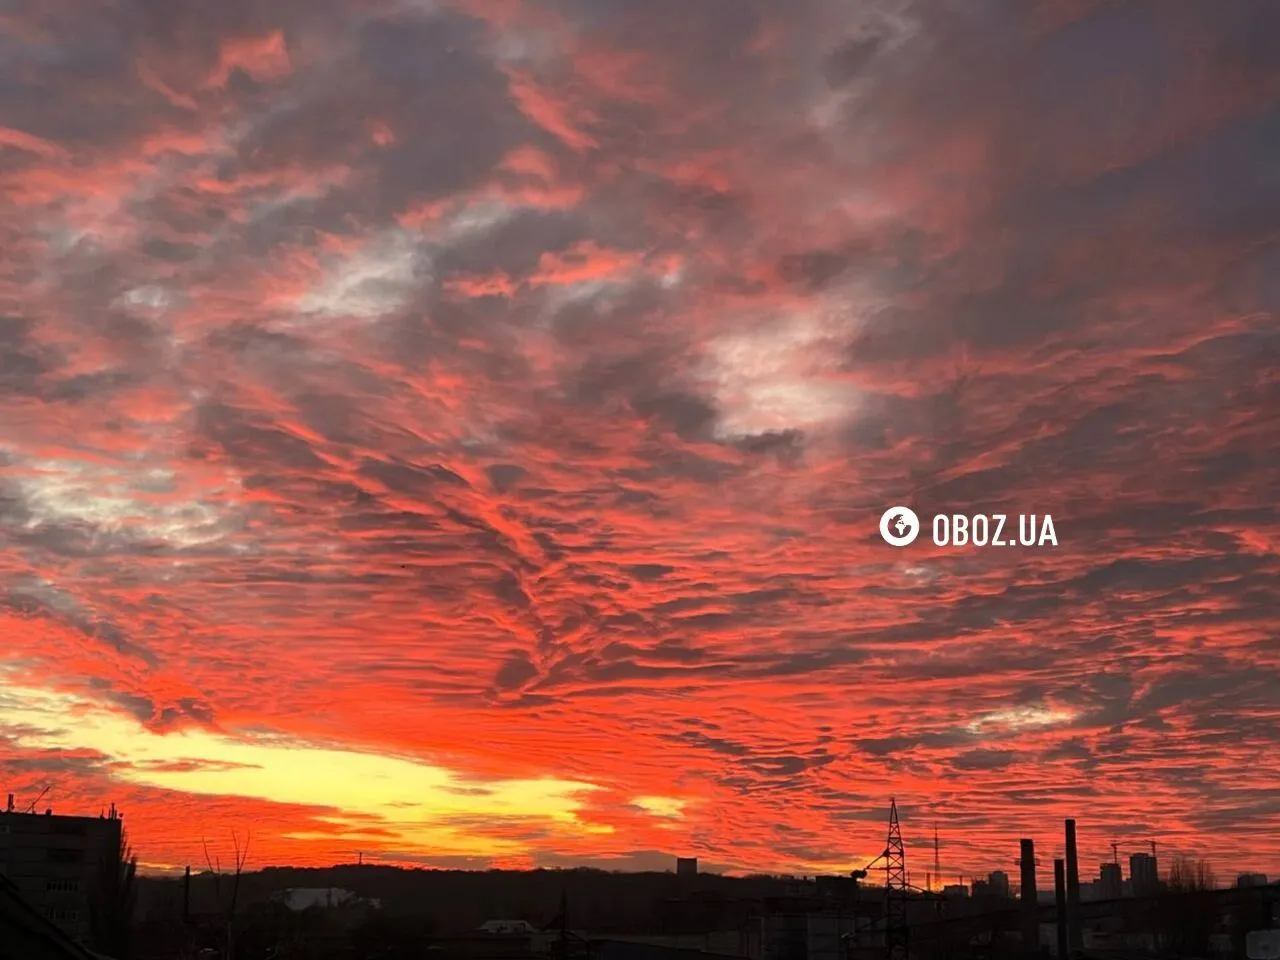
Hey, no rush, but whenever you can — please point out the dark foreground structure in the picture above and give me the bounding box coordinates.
[0,802,126,944]
[9,801,1277,960]
[0,871,111,960]
[120,864,1280,960]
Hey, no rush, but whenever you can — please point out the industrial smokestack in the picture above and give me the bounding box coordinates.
[183,865,191,921]
[5,793,12,812]
[1064,819,1082,955]
[1054,859,1068,960]
[1020,839,1038,955]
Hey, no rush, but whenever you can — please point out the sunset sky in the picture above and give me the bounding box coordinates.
[2,0,1278,885]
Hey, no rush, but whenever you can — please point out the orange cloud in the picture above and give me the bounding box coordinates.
[208,31,292,88]
[0,0,1277,885]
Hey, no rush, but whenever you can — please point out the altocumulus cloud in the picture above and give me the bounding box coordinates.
[0,0,1277,877]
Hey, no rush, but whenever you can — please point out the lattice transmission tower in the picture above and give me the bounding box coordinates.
[885,798,909,960]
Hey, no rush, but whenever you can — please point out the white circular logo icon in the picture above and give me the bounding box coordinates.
[879,506,920,547]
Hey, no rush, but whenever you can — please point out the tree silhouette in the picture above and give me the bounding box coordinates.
[203,828,251,960]
[1155,857,1218,956]
[1167,855,1216,892]
[90,825,138,958]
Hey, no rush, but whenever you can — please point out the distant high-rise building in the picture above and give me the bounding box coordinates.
[942,884,968,900]
[1237,873,1268,888]
[1130,853,1159,896]
[988,870,1011,899]
[1099,862,1123,899]
[676,857,698,878]
[971,879,991,899]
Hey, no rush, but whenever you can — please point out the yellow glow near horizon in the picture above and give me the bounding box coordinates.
[0,678,604,856]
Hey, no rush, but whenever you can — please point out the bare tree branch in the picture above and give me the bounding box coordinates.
[228,828,250,918]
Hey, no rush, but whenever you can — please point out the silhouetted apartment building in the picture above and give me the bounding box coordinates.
[1237,873,1269,888]
[677,858,698,879]
[987,870,1010,899]
[1098,862,1123,899]
[1129,853,1159,896]
[0,800,123,944]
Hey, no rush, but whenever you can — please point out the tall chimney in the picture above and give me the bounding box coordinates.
[183,865,191,921]
[1020,839,1039,955]
[1064,819,1082,955]
[5,793,12,812]
[1054,859,1068,960]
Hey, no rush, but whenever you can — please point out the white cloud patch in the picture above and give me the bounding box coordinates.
[965,705,1075,735]
[294,229,425,320]
[291,201,520,323]
[704,309,862,439]
[117,285,175,311]
[5,450,240,549]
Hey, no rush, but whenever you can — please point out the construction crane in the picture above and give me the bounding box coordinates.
[1112,838,1158,860]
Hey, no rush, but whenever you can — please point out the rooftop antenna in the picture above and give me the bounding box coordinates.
[1112,841,1119,864]
[25,785,51,814]
[933,823,941,893]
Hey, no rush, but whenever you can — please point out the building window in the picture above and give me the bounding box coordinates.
[45,907,80,922]
[50,820,88,836]
[46,847,85,864]
[47,878,82,893]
